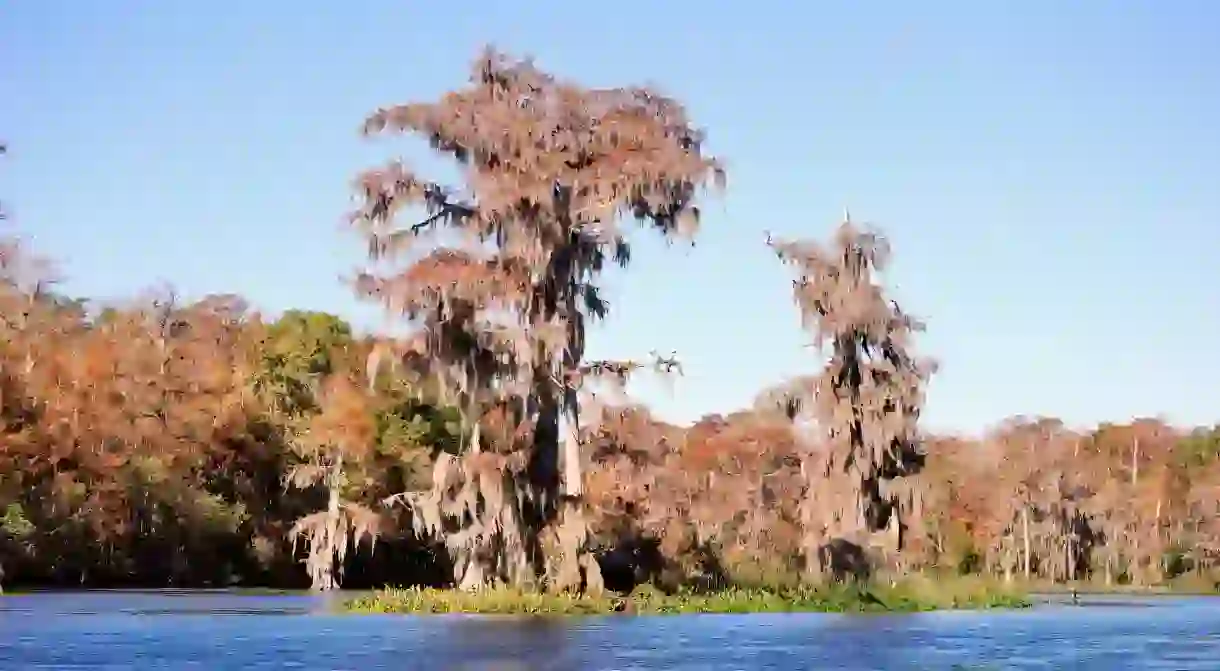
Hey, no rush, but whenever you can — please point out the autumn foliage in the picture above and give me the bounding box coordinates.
[2,51,1219,594]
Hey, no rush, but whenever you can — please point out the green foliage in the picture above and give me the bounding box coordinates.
[349,586,620,615]
[375,398,461,458]
[116,457,249,551]
[255,311,356,419]
[266,311,353,375]
[1177,425,1220,468]
[344,576,1031,615]
[0,503,33,538]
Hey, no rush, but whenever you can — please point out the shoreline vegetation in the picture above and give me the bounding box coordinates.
[4,48,1220,610]
[345,576,1033,615]
[6,576,1219,608]
[339,574,1217,616]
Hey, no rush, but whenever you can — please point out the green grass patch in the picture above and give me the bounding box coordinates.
[985,572,1220,597]
[344,576,1030,615]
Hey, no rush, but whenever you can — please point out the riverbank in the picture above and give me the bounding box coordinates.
[1018,576,1220,597]
[344,576,1032,615]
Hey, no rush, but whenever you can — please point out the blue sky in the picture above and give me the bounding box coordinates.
[3,2,1218,434]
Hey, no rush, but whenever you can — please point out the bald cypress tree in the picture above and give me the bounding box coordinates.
[351,48,723,591]
[767,213,935,580]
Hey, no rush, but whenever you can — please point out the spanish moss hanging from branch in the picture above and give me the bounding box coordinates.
[351,46,724,592]
[765,212,936,582]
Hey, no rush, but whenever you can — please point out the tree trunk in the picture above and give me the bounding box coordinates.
[1129,438,1140,586]
[551,416,585,590]
[542,247,600,594]
[1154,497,1163,582]
[1021,506,1032,581]
[321,477,341,591]
[1131,437,1140,486]
[458,553,487,591]
[1131,528,1142,586]
[1067,530,1077,582]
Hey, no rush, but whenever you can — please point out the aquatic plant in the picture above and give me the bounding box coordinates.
[344,578,1030,615]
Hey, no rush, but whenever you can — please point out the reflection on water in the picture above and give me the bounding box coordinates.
[0,589,324,617]
[1,591,1219,669]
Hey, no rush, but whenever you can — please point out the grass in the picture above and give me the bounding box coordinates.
[1013,574,1220,597]
[344,574,1031,616]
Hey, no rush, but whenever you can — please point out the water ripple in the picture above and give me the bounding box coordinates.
[1,592,1219,669]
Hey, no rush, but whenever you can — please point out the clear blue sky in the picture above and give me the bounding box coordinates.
[3,2,1218,434]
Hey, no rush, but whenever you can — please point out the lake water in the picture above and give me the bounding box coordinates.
[1,591,1219,669]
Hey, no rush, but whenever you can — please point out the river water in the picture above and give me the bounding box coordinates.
[1,591,1218,669]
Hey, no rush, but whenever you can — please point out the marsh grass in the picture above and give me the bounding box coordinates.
[1005,574,1220,597]
[344,575,1031,615]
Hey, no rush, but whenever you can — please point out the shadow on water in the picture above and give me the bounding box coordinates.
[421,616,587,670]
[0,588,331,617]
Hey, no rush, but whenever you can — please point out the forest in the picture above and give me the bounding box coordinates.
[2,49,1219,597]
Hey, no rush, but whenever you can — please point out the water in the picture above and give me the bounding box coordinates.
[1,591,1219,669]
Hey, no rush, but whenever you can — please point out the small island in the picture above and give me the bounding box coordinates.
[345,579,1032,616]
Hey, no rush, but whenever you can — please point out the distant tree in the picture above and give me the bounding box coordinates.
[255,311,355,419]
[1181,426,1220,576]
[352,47,723,591]
[285,373,381,591]
[252,311,381,590]
[767,213,935,581]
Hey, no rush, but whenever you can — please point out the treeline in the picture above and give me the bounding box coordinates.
[615,411,1220,589]
[0,266,452,588]
[2,48,1217,593]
